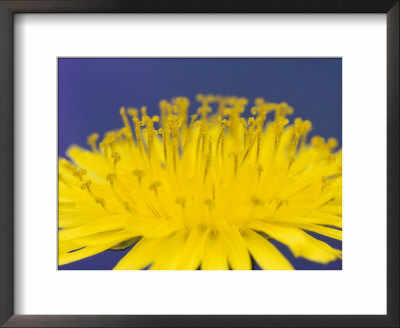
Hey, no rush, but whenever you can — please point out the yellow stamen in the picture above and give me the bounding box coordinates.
[168,115,181,171]
[300,120,312,149]
[275,102,294,121]
[141,106,148,119]
[133,117,144,154]
[196,94,213,121]
[99,141,108,158]
[149,181,161,196]
[203,138,212,183]
[73,168,87,181]
[107,173,117,188]
[119,107,133,142]
[288,118,303,170]
[215,119,227,159]
[104,132,117,152]
[241,137,256,165]
[81,179,92,195]
[111,152,121,172]
[172,97,189,130]
[144,116,159,163]
[273,117,289,150]
[245,117,255,149]
[87,133,99,153]
[94,197,106,210]
[256,127,262,161]
[127,107,138,119]
[132,169,145,185]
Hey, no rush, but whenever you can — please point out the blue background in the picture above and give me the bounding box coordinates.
[58,58,342,270]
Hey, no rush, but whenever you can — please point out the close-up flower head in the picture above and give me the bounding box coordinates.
[59,94,342,270]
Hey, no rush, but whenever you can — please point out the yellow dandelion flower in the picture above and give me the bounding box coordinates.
[58,94,342,270]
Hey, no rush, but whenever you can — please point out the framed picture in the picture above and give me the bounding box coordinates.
[0,1,398,327]
[57,57,343,272]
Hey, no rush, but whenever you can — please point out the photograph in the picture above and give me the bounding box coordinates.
[58,58,342,270]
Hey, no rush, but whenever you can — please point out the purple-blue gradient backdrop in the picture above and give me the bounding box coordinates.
[58,58,342,270]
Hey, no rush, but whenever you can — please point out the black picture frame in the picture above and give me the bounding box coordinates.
[0,1,398,327]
